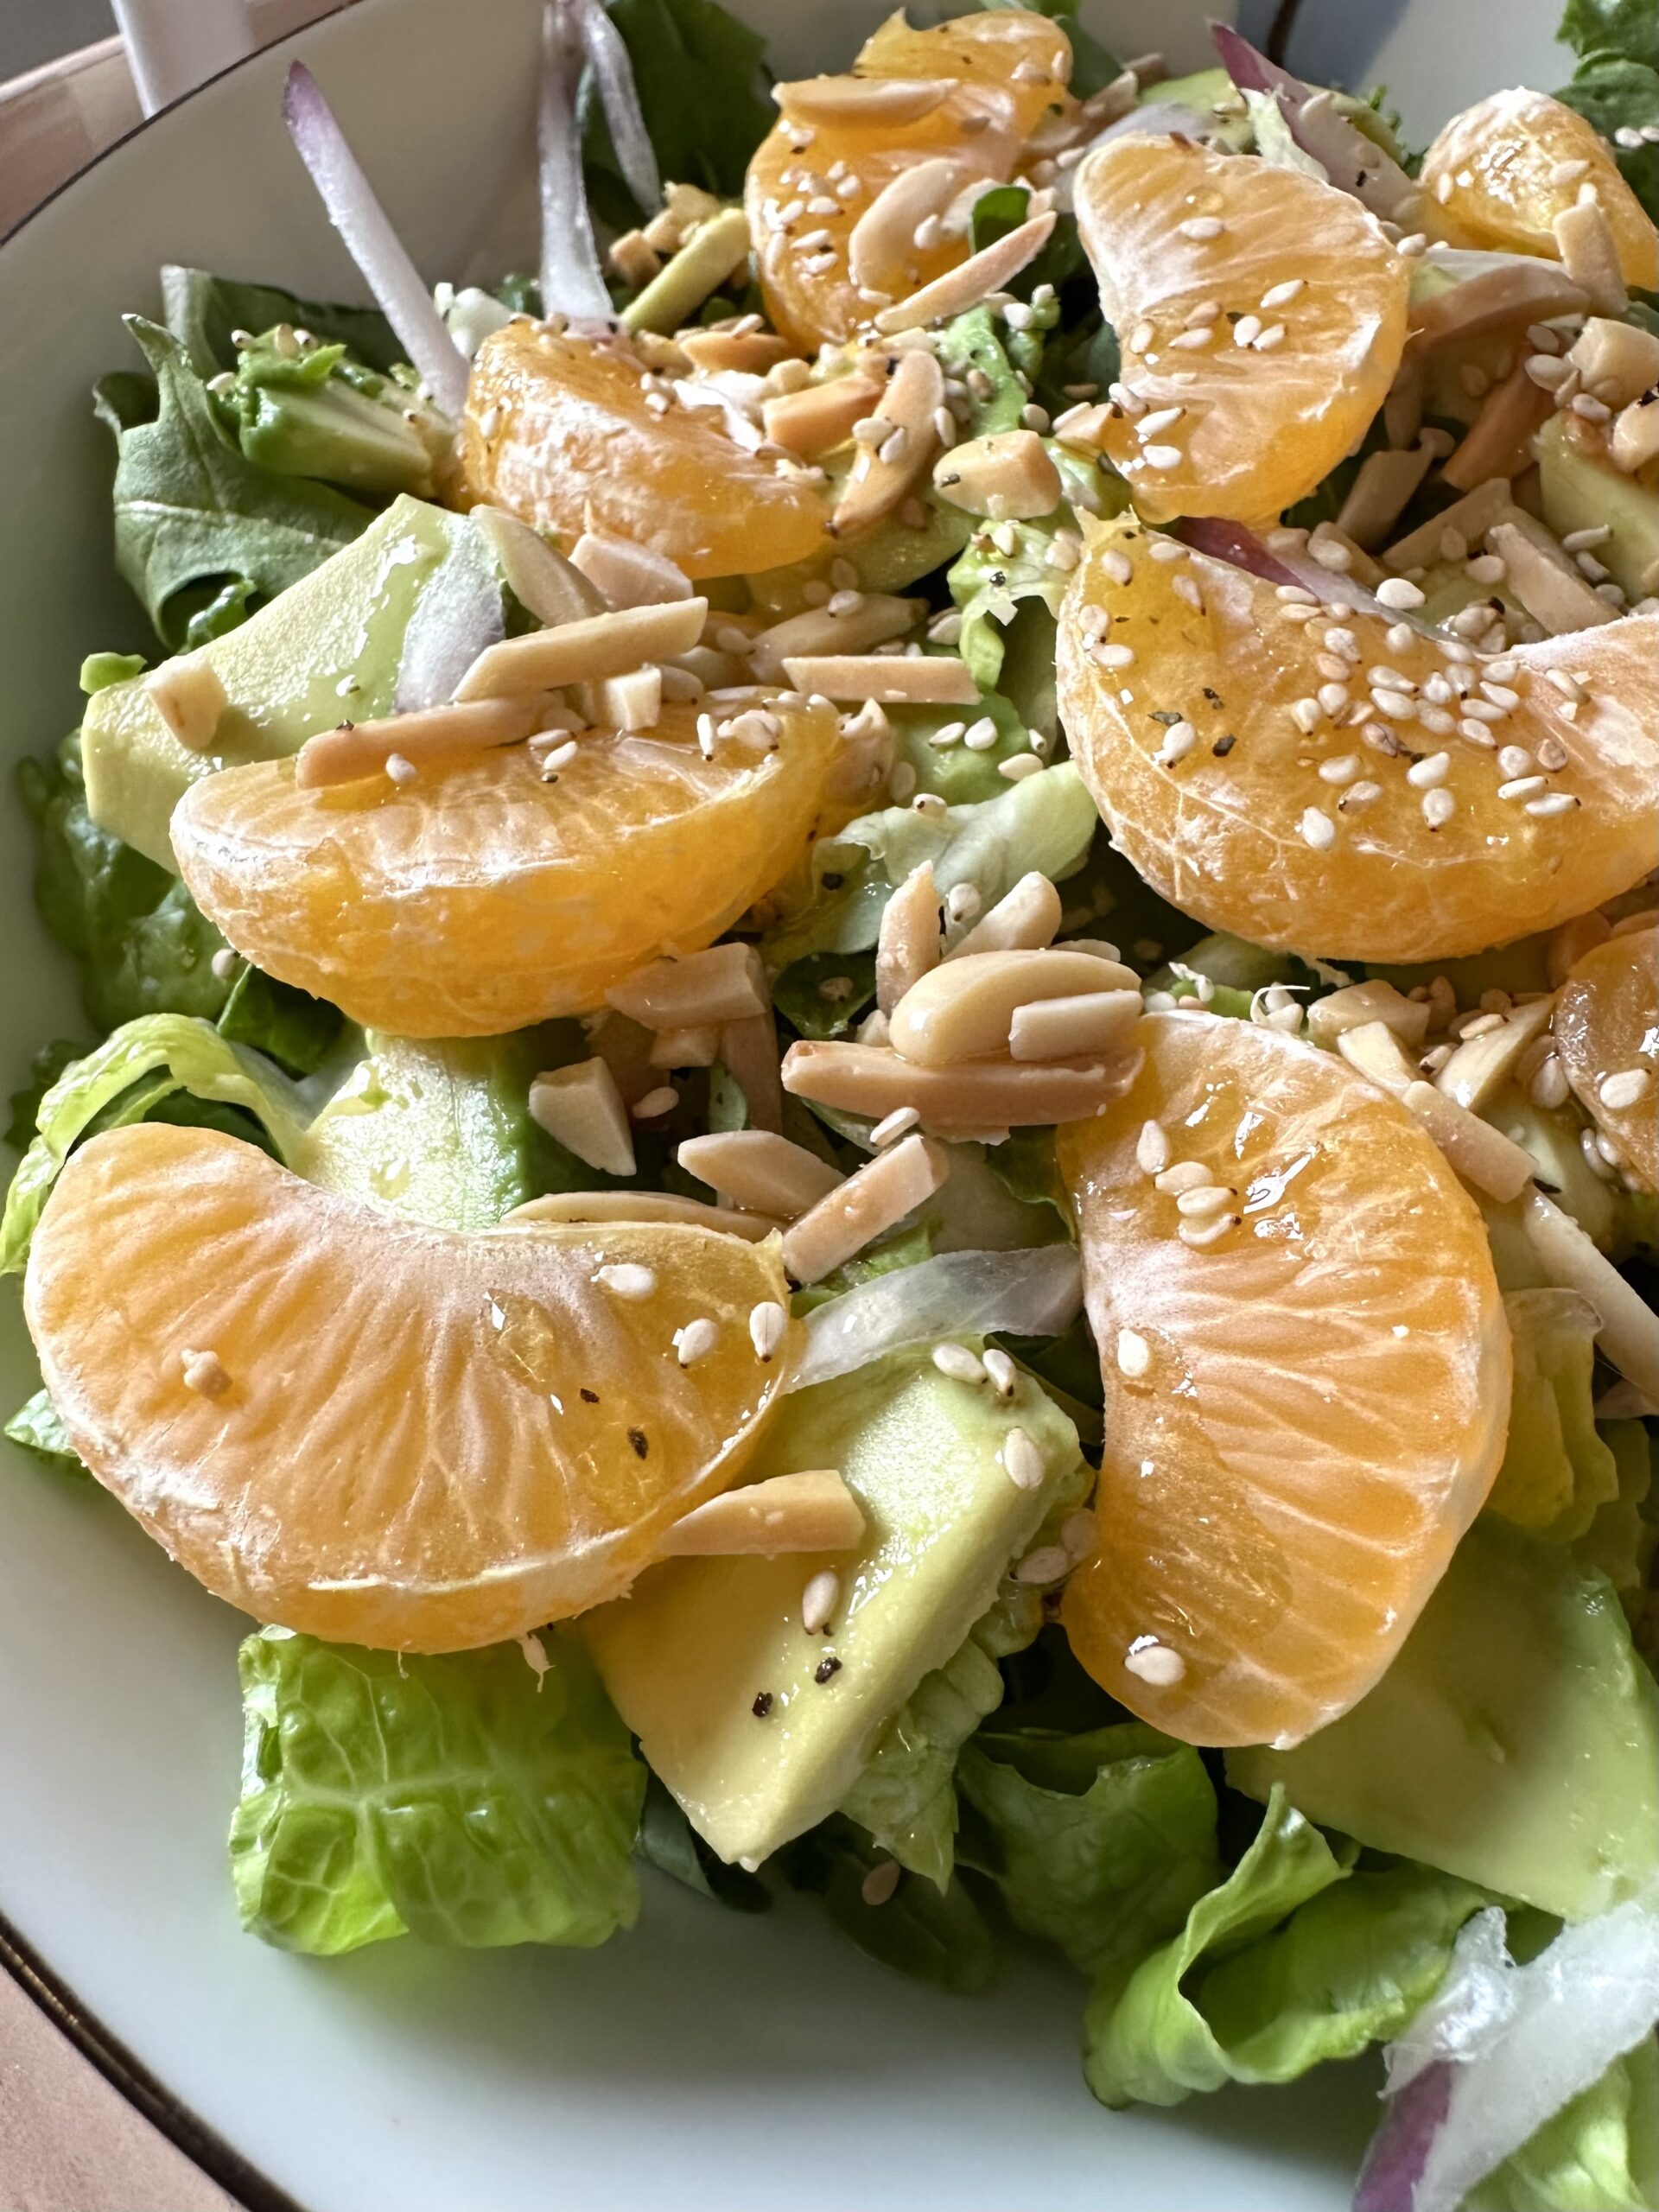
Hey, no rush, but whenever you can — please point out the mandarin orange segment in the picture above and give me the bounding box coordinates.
[1554,925,1658,1192]
[1421,89,1659,290]
[25,1122,797,1650]
[460,323,829,579]
[745,10,1071,351]
[1071,134,1409,524]
[1056,514,1659,963]
[170,701,836,1037]
[1058,1011,1510,1750]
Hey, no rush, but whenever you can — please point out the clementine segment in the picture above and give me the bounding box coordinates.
[1071,134,1409,523]
[1554,926,1658,1192]
[170,700,836,1037]
[1056,514,1659,963]
[1058,1012,1511,1750]
[25,1123,798,1650]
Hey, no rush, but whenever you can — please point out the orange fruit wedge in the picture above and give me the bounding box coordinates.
[1056,513,1659,963]
[1421,89,1659,291]
[1058,1010,1511,1749]
[460,322,830,580]
[746,9,1072,351]
[1071,133,1410,523]
[24,1122,797,1651]
[170,700,836,1036]
[1554,925,1658,1192]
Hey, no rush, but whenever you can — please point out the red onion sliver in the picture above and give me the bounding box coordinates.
[1175,518,1394,621]
[568,0,661,216]
[1211,25,1419,221]
[282,63,469,418]
[539,2,616,323]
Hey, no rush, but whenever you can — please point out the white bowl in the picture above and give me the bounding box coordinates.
[0,3,1567,2206]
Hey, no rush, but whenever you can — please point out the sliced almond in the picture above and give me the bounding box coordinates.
[780,1039,1142,1131]
[1049,402,1113,453]
[658,1471,866,1559]
[607,942,768,1030]
[577,664,664,731]
[1409,259,1589,349]
[1306,980,1430,1050]
[608,229,662,289]
[455,599,709,701]
[1522,1188,1659,1401]
[874,213,1057,335]
[947,871,1063,959]
[718,1013,785,1135]
[1382,476,1512,572]
[1009,991,1143,1063]
[1335,1020,1418,1096]
[876,861,941,1015]
[1552,200,1627,317]
[772,75,955,126]
[1435,997,1554,1113]
[1566,317,1659,411]
[1335,442,1434,550]
[1611,395,1659,477]
[1487,519,1617,634]
[648,1024,722,1069]
[889,948,1140,1067]
[1440,366,1554,493]
[474,507,606,626]
[849,157,971,294]
[679,329,798,376]
[760,375,885,459]
[780,1133,950,1283]
[296,696,544,789]
[932,429,1062,523]
[527,1059,637,1177]
[782,653,980,704]
[749,594,921,683]
[678,1129,844,1220]
[145,654,226,754]
[569,531,695,608]
[830,347,944,538]
[1401,1079,1535,1200]
[502,1190,784,1240]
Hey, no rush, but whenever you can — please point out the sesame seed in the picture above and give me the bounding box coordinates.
[1300,806,1337,851]
[1407,751,1451,788]
[594,1262,658,1300]
[802,1568,841,1637]
[1531,1052,1569,1109]
[982,1347,1017,1401]
[1178,1213,1238,1249]
[1317,682,1351,718]
[1376,577,1425,610]
[1101,549,1134,587]
[674,1317,719,1367]
[1481,682,1522,710]
[1290,697,1323,734]
[1128,320,1155,353]
[1003,1427,1046,1491]
[871,1105,920,1147]
[210,947,240,981]
[1465,553,1507,585]
[1421,788,1456,829]
[538,738,580,780]
[1014,1543,1072,1586]
[385,753,418,786]
[1149,540,1187,563]
[1154,1161,1214,1195]
[1371,688,1418,721]
[1536,736,1569,772]
[1498,774,1547,801]
[1143,443,1184,470]
[999,753,1044,782]
[1094,641,1137,669]
[1600,1069,1651,1111]
[1178,216,1226,240]
[1497,744,1535,779]
[1311,538,1353,572]
[1571,394,1612,423]
[1172,575,1205,613]
[1340,779,1382,810]
[1276,584,1319,605]
[1324,626,1361,660]
[963,715,1000,752]
[749,1300,787,1361]
[1138,405,1185,438]
[1525,791,1580,817]
[180,1347,231,1398]
[1319,753,1361,785]
[1124,1640,1186,1687]
[1136,1119,1170,1174]
[1175,1183,1234,1218]
[1232,315,1262,347]
[1253,323,1287,351]
[1262,277,1305,308]
[1169,326,1215,349]
[1156,721,1198,765]
[630,1087,678,1122]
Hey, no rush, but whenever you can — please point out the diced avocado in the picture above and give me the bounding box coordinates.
[1154,69,1253,150]
[83,495,469,868]
[584,1357,1083,1869]
[1536,413,1659,605]
[1227,1518,1659,1922]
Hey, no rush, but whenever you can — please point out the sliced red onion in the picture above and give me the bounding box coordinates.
[1356,1898,1659,2212]
[539,2,616,323]
[1211,26,1418,221]
[568,0,661,217]
[395,518,505,712]
[282,64,469,418]
[1176,518,1393,620]
[791,1246,1083,1393]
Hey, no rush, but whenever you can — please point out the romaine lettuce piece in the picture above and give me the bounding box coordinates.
[231,1627,645,1954]
[3,1386,84,1473]
[778,1815,998,1994]
[1487,1288,1621,1540]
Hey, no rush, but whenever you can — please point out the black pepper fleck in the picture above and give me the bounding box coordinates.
[752,1691,774,1718]
[814,1656,842,1685]
[1202,686,1223,706]
[628,1427,649,1459]
[580,1389,599,1403]
[1212,734,1236,756]
[821,872,843,890]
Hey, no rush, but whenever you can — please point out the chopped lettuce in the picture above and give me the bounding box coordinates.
[957,1723,1219,1974]
[986,0,1121,99]
[770,950,878,1041]
[215,963,343,1077]
[580,0,772,230]
[949,518,1071,704]
[778,1815,998,1994]
[1463,2038,1659,2212]
[1083,1788,1484,2109]
[3,1386,84,1473]
[231,1628,645,1954]
[1487,1288,1621,1541]
[161,264,404,378]
[1556,0,1659,223]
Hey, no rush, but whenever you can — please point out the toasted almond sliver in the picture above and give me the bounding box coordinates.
[1487,520,1617,635]
[1401,1079,1535,1200]
[1566,317,1659,410]
[1523,1189,1659,1402]
[773,74,956,125]
[876,861,942,1015]
[1440,369,1554,494]
[526,1059,637,1178]
[1408,260,1589,349]
[648,1023,722,1069]
[296,696,544,789]
[761,374,885,460]
[781,1133,950,1283]
[1336,1020,1418,1096]
[874,213,1056,335]
[501,1189,784,1240]
[678,1129,845,1220]
[1306,981,1430,1050]
[1552,200,1627,317]
[1335,442,1434,550]
[145,654,227,754]
[1049,401,1113,452]
[1435,997,1554,1113]
[719,1013,785,1135]
[849,156,971,293]
[679,329,798,375]
[607,942,769,1030]
[889,949,1140,1068]
[749,594,921,683]
[577,664,664,732]
[1611,393,1659,476]
[659,1471,866,1559]
[947,872,1063,960]
[1382,477,1512,573]
[831,347,945,538]
[455,599,709,701]
[1009,990,1143,1064]
[569,531,695,609]
[782,653,980,704]
[780,1039,1142,1131]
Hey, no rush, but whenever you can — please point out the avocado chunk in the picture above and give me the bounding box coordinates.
[1537,413,1658,606]
[585,1357,1083,1869]
[1227,1517,1659,1922]
[83,495,469,869]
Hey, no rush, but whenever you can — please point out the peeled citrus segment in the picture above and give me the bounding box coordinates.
[1071,134,1409,524]
[1056,514,1659,963]
[25,1122,796,1651]
[1058,1011,1510,1750]
[746,9,1071,351]
[1554,926,1658,1192]
[460,323,828,580]
[171,701,836,1036]
[1421,89,1659,290]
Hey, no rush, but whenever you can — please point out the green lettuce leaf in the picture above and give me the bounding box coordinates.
[215,963,343,1077]
[957,1722,1219,1974]
[581,0,773,227]
[1464,2037,1659,2212]
[1486,1288,1621,1540]
[3,1386,85,1473]
[161,264,404,378]
[1573,1421,1657,1600]
[1560,0,1657,71]
[771,950,878,1040]
[1556,0,1659,221]
[778,1815,998,1994]
[1083,1788,1485,2109]
[231,1628,645,1954]
[982,0,1120,98]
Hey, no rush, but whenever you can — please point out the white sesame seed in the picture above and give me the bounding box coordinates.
[1138,405,1185,437]
[1253,323,1287,352]
[1171,575,1205,613]
[631,1087,679,1122]
[1465,554,1507,585]
[1100,550,1134,588]
[1169,326,1215,349]
[888,762,918,802]
[1003,1427,1046,1491]
[1178,1213,1238,1249]
[1156,721,1198,765]
[1311,537,1353,572]
[1276,584,1319,605]
[963,715,1000,752]
[800,1567,841,1637]
[1262,277,1305,308]
[1014,1543,1072,1586]
[1319,753,1361,785]
[1600,1069,1652,1111]
[1175,1183,1234,1218]
[1317,682,1351,718]
[1324,626,1361,660]
[1300,806,1336,851]
[998,753,1044,782]
[385,753,418,786]
[1150,540,1187,563]
[1376,577,1425,610]
[1407,751,1451,788]
[1371,688,1418,721]
[1536,736,1569,772]
[1340,779,1382,810]
[1110,1326,1151,1382]
[1571,394,1612,423]
[1290,696,1323,734]
[982,1347,1018,1401]
[1128,320,1155,353]
[1124,1640,1186,1687]
[210,946,240,981]
[594,1262,658,1300]
[1498,774,1547,801]
[1525,791,1580,817]
[1143,443,1184,470]
[749,1300,787,1362]
[1421,788,1456,830]
[1530,1052,1569,1109]
[1094,641,1136,669]
[933,1342,988,1386]
[1178,216,1226,240]
[1496,745,1535,779]
[1233,314,1262,347]
[1136,1119,1170,1175]
[537,738,580,780]
[1481,682,1522,710]
[180,1347,231,1398]
[674,1317,719,1367]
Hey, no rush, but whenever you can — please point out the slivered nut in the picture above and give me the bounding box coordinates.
[527,1059,637,1177]
[455,599,708,700]
[947,871,1063,959]
[606,942,768,1031]
[1335,1020,1421,1097]
[577,664,664,732]
[1523,1189,1658,1402]
[749,594,921,683]
[773,74,955,126]
[648,1024,722,1069]
[932,429,1062,522]
[1552,200,1628,317]
[889,949,1140,1067]
[1566,317,1659,411]
[1335,442,1434,550]
[503,1189,783,1239]
[780,1134,950,1283]
[782,654,979,704]
[1488,522,1616,636]
[1440,371,1553,494]
[146,655,226,754]
[1008,990,1142,1063]
[608,229,661,289]
[1306,981,1430,1050]
[849,156,971,293]
[761,375,884,458]
[831,348,944,537]
[659,1471,866,1559]
[1408,259,1589,349]
[296,697,543,789]
[718,1013,785,1135]
[1435,997,1554,1113]
[678,329,798,376]
[678,1129,844,1220]
[874,213,1056,334]
[1402,1080,1536,1200]
[780,1039,1142,1131]
[570,531,694,608]
[1382,476,1512,573]
[1611,397,1659,475]
[876,861,942,1015]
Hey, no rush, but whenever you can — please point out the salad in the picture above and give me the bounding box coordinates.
[4,1,1658,2204]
